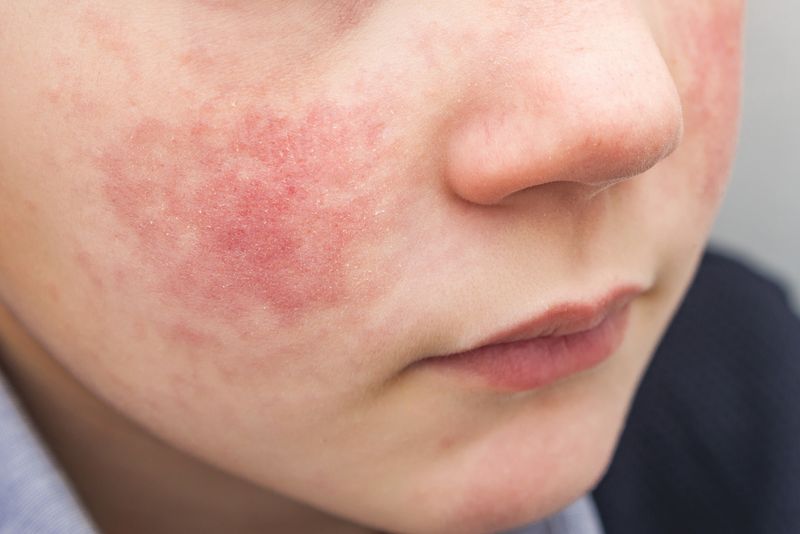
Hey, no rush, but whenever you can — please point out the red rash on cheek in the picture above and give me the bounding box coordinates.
[96,102,391,325]
[675,5,744,200]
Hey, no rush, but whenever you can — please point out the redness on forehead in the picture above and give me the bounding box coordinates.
[97,101,391,325]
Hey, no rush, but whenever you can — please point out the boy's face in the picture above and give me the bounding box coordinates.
[0,1,742,532]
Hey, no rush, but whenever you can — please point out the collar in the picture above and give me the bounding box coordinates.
[0,371,98,533]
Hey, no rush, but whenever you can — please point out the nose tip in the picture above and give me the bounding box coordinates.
[443,52,684,206]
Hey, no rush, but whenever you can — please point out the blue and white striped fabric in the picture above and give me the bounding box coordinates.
[0,372,98,534]
[502,495,605,534]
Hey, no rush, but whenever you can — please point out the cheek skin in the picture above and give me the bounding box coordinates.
[94,100,394,327]
[671,3,744,202]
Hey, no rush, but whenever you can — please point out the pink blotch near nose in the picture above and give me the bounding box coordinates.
[676,5,744,200]
[97,102,390,325]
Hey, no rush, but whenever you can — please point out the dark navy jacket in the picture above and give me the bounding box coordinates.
[593,248,800,534]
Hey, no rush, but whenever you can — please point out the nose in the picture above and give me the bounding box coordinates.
[443,9,684,205]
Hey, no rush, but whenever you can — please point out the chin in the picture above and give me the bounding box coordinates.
[387,376,632,534]
[388,438,615,534]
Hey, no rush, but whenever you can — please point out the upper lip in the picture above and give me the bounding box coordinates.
[476,284,645,348]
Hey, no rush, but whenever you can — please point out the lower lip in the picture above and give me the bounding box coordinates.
[415,303,632,392]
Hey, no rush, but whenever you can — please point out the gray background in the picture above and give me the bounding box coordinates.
[710,0,799,311]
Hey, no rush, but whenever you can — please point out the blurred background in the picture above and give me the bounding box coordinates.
[710,0,800,312]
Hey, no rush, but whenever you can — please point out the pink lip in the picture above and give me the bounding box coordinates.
[415,285,643,391]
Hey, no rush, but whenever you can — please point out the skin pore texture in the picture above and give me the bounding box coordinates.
[0,1,743,533]
[98,102,396,324]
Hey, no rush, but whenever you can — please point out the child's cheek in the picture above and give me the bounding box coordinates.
[93,99,397,327]
[667,2,744,203]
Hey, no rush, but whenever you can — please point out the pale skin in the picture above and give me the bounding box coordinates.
[0,1,743,533]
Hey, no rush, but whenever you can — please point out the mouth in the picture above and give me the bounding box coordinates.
[413,285,644,392]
